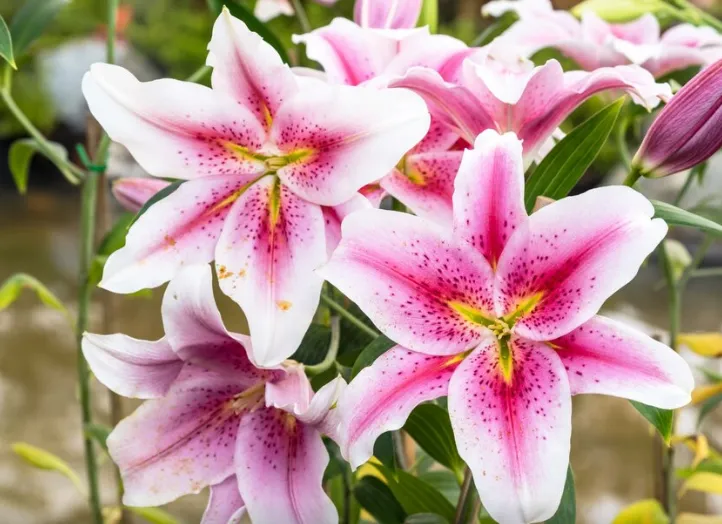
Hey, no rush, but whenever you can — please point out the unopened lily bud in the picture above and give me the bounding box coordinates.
[354,0,422,29]
[111,177,170,213]
[633,58,722,178]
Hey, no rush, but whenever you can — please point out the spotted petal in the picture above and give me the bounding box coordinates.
[201,475,246,524]
[495,186,668,341]
[337,346,460,468]
[319,209,495,356]
[552,315,693,408]
[82,64,266,180]
[215,176,327,367]
[448,337,572,524]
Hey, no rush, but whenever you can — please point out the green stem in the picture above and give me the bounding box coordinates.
[616,114,632,171]
[623,165,643,188]
[186,65,212,83]
[320,294,379,339]
[306,317,341,375]
[689,266,722,279]
[290,0,312,34]
[77,173,103,524]
[453,468,475,524]
[673,171,696,207]
[107,0,118,65]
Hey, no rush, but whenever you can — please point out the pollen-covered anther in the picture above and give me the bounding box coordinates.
[489,319,512,340]
[230,382,266,414]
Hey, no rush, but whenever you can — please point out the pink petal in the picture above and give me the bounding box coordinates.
[109,366,255,506]
[452,130,526,265]
[112,178,171,213]
[411,117,464,154]
[597,13,660,46]
[323,192,373,257]
[495,186,668,341]
[82,64,266,180]
[298,376,347,430]
[318,209,495,356]
[254,0,294,22]
[448,336,571,523]
[207,9,298,125]
[271,83,430,206]
[552,315,693,408]
[265,364,314,416]
[82,333,182,399]
[201,475,246,524]
[382,31,472,82]
[354,0,421,29]
[215,177,327,367]
[337,346,460,467]
[101,175,254,293]
[360,183,387,208]
[234,409,336,524]
[380,150,462,227]
[293,18,400,86]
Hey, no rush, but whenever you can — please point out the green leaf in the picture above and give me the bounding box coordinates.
[125,506,180,524]
[417,470,460,504]
[0,273,68,316]
[698,391,722,424]
[9,0,69,58]
[473,11,517,46]
[129,180,184,228]
[525,98,625,212]
[630,400,674,444]
[612,499,669,524]
[354,476,407,524]
[404,404,463,478]
[546,466,576,524]
[207,2,290,65]
[84,423,111,452]
[98,213,135,256]
[374,463,456,522]
[12,442,84,493]
[8,138,72,195]
[292,323,332,365]
[0,15,15,69]
[350,335,396,379]
[418,0,438,33]
[374,432,399,470]
[652,200,722,237]
[405,514,448,524]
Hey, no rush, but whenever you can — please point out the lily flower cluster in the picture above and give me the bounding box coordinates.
[80,2,722,523]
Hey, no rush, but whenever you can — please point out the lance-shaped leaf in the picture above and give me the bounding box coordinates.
[0,15,15,69]
[612,499,669,524]
[403,404,463,478]
[125,506,180,524]
[9,0,68,58]
[8,138,73,195]
[630,401,674,444]
[354,475,407,524]
[0,273,68,319]
[350,335,396,379]
[652,201,722,236]
[546,467,576,524]
[679,472,722,496]
[524,98,625,213]
[12,442,84,494]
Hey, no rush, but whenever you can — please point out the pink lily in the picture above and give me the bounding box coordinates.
[390,45,671,159]
[487,0,722,77]
[82,10,429,366]
[82,264,345,523]
[633,58,722,178]
[112,177,171,213]
[319,130,693,523]
[254,0,337,23]
[353,0,422,29]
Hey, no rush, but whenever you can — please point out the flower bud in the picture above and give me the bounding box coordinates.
[354,0,422,29]
[111,177,170,213]
[633,58,722,178]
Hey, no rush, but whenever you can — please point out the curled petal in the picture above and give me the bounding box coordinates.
[552,315,693,409]
[299,376,347,434]
[201,475,246,524]
[495,186,667,341]
[265,364,314,416]
[216,177,327,367]
[112,177,170,213]
[272,83,430,206]
[82,64,266,180]
[101,175,255,293]
[254,0,294,22]
[448,337,572,524]
[319,209,495,356]
[234,409,337,524]
[82,334,181,399]
[337,346,459,468]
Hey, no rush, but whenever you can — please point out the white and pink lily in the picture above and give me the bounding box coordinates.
[83,10,429,366]
[82,264,345,524]
[319,130,693,523]
[487,0,722,77]
[390,45,671,160]
[354,0,422,29]
[254,0,336,24]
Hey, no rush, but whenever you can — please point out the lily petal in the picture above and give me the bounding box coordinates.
[265,364,314,416]
[452,130,526,265]
[101,175,255,293]
[207,9,297,126]
[552,315,693,408]
[319,209,495,356]
[82,333,181,399]
[271,83,430,206]
[254,0,294,22]
[215,176,327,367]
[354,0,421,29]
[234,409,337,524]
[323,193,373,257]
[82,64,266,180]
[337,346,460,468]
[448,336,571,524]
[112,177,170,213]
[495,186,667,341]
[299,376,347,431]
[202,475,246,524]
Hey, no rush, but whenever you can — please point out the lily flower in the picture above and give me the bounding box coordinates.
[254,0,336,23]
[82,9,429,366]
[486,0,722,77]
[319,130,693,523]
[390,45,671,160]
[633,58,722,178]
[82,265,345,523]
[111,177,171,213]
[354,0,422,29]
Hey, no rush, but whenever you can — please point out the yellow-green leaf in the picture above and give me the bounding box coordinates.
[12,442,84,493]
[680,333,722,358]
[663,240,692,283]
[0,273,68,317]
[125,506,180,524]
[630,401,674,445]
[8,138,72,195]
[418,0,438,33]
[612,499,669,524]
[680,472,722,496]
[0,15,16,69]
[572,0,668,22]
[678,513,722,524]
[9,0,69,58]
[692,382,722,404]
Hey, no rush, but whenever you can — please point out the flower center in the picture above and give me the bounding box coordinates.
[229,381,266,414]
[488,318,512,339]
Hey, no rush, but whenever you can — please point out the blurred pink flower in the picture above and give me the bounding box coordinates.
[111,177,170,213]
[320,130,692,523]
[82,265,345,523]
[354,0,422,29]
[254,0,337,23]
